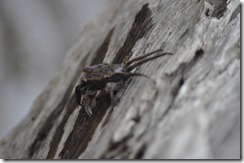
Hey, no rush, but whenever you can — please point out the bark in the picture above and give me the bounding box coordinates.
[0,0,240,159]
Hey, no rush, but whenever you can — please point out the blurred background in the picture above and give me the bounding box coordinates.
[0,0,107,139]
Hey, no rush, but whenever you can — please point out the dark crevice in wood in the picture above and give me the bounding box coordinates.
[204,0,228,19]
[195,48,204,58]
[171,77,184,97]
[29,55,90,159]
[182,48,204,73]
[212,0,228,19]
[160,48,204,120]
[58,91,111,159]
[46,95,78,159]
[161,77,185,120]
[169,48,204,84]
[134,144,146,159]
[100,134,133,159]
[91,27,115,65]
[58,106,91,159]
[229,4,240,23]
[29,82,76,158]
[47,28,114,158]
[205,8,210,17]
[29,94,69,158]
[112,3,153,64]
[175,48,204,79]
[167,77,184,110]
[46,29,115,159]
[131,115,141,123]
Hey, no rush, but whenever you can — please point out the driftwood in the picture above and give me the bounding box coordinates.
[0,0,240,159]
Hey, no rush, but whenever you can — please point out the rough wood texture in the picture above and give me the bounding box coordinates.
[0,0,240,159]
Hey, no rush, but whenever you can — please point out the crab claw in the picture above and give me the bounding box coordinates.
[85,106,93,117]
[83,92,97,116]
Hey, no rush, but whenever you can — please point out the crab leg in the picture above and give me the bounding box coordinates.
[126,49,163,66]
[126,52,173,72]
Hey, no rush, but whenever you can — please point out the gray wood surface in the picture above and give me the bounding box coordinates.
[0,0,240,159]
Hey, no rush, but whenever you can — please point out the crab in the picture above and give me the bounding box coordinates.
[75,48,173,116]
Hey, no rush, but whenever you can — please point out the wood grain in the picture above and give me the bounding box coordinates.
[0,0,240,159]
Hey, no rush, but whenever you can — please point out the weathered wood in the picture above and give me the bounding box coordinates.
[0,0,240,159]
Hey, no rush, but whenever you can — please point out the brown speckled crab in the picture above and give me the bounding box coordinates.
[75,49,172,116]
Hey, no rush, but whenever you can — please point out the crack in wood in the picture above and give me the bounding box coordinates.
[134,144,146,159]
[58,91,111,159]
[209,0,228,19]
[91,27,115,65]
[229,4,240,23]
[47,28,114,159]
[100,133,133,159]
[45,95,79,159]
[160,48,205,120]
[112,3,153,64]
[28,54,89,158]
